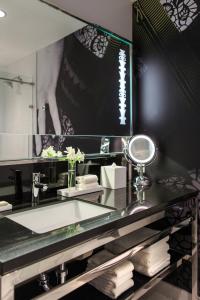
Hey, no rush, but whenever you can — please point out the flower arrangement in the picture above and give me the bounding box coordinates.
[64,146,85,164]
[41,146,85,188]
[64,147,85,188]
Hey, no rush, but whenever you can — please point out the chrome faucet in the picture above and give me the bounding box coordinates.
[32,173,48,204]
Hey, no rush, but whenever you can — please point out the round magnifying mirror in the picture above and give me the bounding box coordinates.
[128,135,156,165]
[124,134,156,189]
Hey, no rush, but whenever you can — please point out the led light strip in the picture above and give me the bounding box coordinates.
[119,49,127,125]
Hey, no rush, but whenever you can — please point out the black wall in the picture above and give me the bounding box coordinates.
[132,0,200,292]
[133,0,200,183]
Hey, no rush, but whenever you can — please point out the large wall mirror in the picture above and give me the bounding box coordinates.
[0,0,132,161]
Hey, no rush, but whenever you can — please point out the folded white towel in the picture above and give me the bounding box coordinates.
[87,250,134,278]
[91,278,134,299]
[105,228,160,254]
[76,182,99,189]
[131,246,169,267]
[91,272,133,289]
[76,174,98,184]
[134,256,170,277]
[141,237,169,254]
[87,261,134,280]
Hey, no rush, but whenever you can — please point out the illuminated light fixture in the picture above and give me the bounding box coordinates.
[118,49,127,125]
[128,135,156,164]
[0,9,6,18]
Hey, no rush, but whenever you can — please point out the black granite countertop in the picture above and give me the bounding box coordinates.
[0,182,197,275]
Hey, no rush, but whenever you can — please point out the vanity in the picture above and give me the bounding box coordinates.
[0,0,199,299]
[0,183,198,300]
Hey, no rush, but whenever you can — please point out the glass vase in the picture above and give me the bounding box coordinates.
[68,161,76,189]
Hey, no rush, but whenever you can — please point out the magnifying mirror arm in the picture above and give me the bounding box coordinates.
[134,163,152,189]
[123,148,133,164]
[135,164,145,177]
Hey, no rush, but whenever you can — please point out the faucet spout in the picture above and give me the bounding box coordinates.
[32,173,48,204]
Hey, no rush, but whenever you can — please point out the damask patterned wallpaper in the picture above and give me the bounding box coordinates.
[160,0,199,31]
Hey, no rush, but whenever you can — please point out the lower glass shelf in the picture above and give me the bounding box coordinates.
[59,252,191,300]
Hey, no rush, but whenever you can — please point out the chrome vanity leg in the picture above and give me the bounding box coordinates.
[192,197,199,300]
[0,274,15,300]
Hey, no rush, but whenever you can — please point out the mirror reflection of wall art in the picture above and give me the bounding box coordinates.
[36,25,131,154]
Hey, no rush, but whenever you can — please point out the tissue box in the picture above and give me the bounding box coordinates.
[100,164,127,189]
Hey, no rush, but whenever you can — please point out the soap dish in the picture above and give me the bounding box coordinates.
[57,185,104,197]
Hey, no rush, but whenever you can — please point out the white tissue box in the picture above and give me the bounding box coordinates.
[100,164,127,189]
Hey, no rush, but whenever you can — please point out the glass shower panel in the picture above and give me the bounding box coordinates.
[0,134,31,161]
[0,72,33,134]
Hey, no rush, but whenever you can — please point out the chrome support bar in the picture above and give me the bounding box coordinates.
[0,273,15,300]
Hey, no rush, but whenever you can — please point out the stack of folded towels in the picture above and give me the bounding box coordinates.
[76,174,99,190]
[106,228,170,277]
[87,249,134,299]
[131,237,170,277]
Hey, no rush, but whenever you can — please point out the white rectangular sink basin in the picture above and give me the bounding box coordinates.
[7,200,114,234]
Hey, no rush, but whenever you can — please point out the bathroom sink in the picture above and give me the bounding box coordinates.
[7,200,114,234]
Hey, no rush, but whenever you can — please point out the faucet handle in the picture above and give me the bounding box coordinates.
[33,172,47,183]
[33,182,48,192]
[42,184,48,192]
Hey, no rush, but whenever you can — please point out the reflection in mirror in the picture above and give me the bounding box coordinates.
[0,134,31,161]
[0,0,132,161]
[33,135,126,158]
[0,0,85,135]
[35,26,131,155]
[0,0,84,161]
[0,135,127,162]
[100,137,110,154]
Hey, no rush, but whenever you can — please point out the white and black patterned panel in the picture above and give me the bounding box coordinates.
[74,25,110,58]
[160,0,199,31]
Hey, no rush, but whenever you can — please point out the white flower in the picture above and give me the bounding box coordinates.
[64,146,76,161]
[41,146,85,163]
[57,151,63,157]
[41,146,63,158]
[76,148,85,163]
[41,146,57,158]
[64,146,85,163]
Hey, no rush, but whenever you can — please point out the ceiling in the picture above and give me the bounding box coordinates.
[47,0,132,41]
[0,0,86,66]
